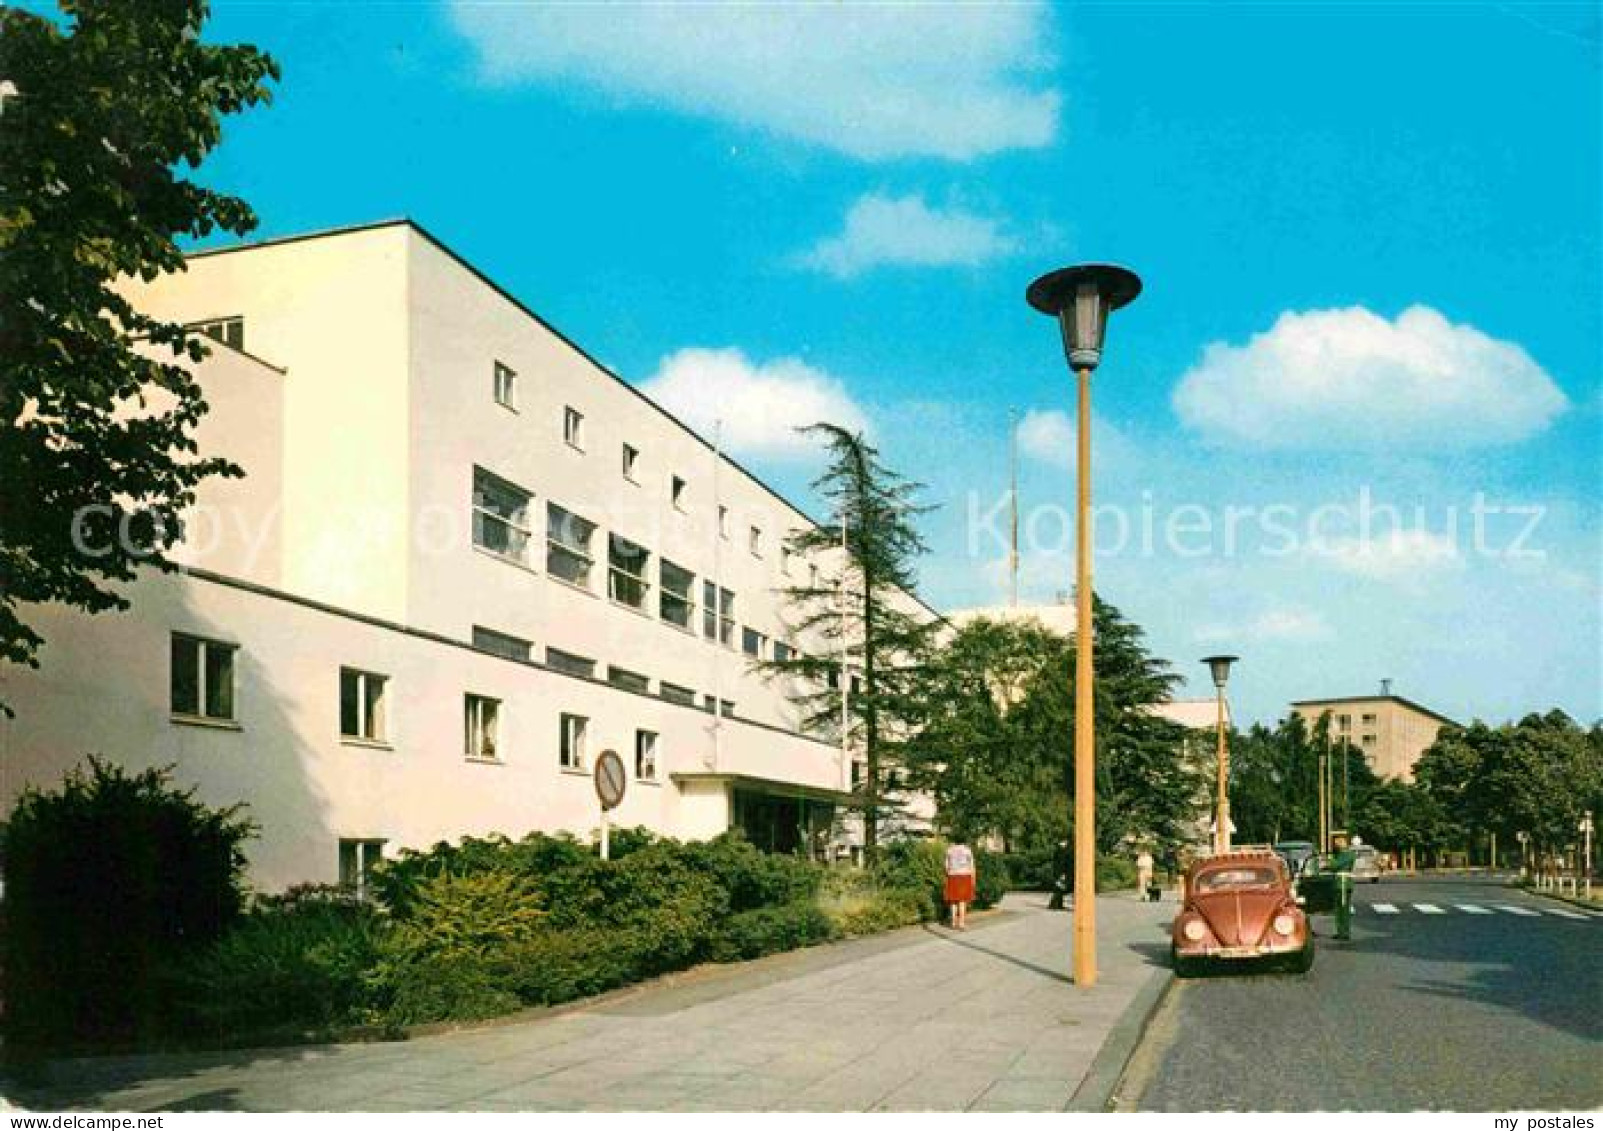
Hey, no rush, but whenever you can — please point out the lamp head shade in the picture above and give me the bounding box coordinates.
[1026,264,1143,372]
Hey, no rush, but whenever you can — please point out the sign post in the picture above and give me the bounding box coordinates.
[594,749,626,861]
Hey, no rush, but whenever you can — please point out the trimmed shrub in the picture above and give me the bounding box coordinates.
[2,759,253,1055]
[491,927,649,1007]
[974,849,1010,909]
[711,900,836,962]
[169,884,384,1044]
[379,952,521,1027]
[874,837,947,919]
[682,834,823,912]
[386,869,546,962]
[1097,855,1138,891]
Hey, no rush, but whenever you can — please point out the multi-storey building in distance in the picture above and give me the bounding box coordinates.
[1290,686,1457,781]
[0,220,937,889]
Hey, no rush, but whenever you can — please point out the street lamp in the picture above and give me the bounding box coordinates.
[1201,655,1238,853]
[1581,811,1594,899]
[1027,263,1143,989]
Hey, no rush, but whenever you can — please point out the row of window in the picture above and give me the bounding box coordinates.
[486,364,812,575]
[473,466,802,662]
[170,631,664,779]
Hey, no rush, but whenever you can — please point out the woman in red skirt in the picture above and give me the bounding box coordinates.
[944,841,977,929]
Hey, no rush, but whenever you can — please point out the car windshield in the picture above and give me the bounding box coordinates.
[1196,866,1279,891]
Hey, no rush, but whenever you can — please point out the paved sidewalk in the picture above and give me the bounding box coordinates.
[8,892,1175,1113]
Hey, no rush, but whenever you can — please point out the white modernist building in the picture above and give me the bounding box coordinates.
[0,220,937,890]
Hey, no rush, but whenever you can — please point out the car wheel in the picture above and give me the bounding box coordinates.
[1287,943,1314,974]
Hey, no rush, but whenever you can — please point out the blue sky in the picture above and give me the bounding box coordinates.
[100,2,1603,723]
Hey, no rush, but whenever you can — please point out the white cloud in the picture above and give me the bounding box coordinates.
[638,347,869,462]
[1195,606,1333,644]
[1316,528,1462,581]
[796,194,1016,278]
[1173,305,1568,450]
[1016,408,1134,470]
[445,2,1059,161]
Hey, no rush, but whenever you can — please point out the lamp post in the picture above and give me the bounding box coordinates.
[1027,263,1142,989]
[1581,811,1594,899]
[1201,655,1238,853]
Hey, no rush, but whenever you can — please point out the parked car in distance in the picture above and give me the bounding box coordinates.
[1172,849,1314,977]
[1272,840,1317,879]
[1351,844,1382,883]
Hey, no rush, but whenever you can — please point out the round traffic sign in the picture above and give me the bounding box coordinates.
[594,749,626,811]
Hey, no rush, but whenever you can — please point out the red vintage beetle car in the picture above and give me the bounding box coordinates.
[1171,848,1313,976]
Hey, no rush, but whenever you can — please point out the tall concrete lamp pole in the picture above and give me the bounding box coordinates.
[1202,655,1238,853]
[1027,263,1143,989]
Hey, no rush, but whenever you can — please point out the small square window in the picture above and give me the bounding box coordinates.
[170,632,237,722]
[703,696,736,718]
[339,667,387,741]
[718,505,729,539]
[781,545,793,576]
[636,729,658,781]
[563,406,585,449]
[465,694,501,761]
[560,712,588,770]
[622,443,639,481]
[608,666,650,695]
[493,361,517,409]
[194,316,244,351]
[749,526,763,557]
[671,476,688,510]
[742,626,767,658]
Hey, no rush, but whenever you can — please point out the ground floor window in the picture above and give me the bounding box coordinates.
[338,838,385,895]
[635,729,658,781]
[339,667,387,741]
[465,693,501,761]
[170,632,237,722]
[560,712,588,770]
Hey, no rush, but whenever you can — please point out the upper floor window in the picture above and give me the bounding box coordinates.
[493,361,517,409]
[622,443,640,482]
[1336,713,1351,730]
[563,406,585,449]
[704,695,736,718]
[1361,713,1378,725]
[464,693,501,761]
[560,712,588,770]
[702,582,735,645]
[636,730,659,781]
[608,666,650,695]
[472,625,532,663]
[472,467,532,564]
[171,632,236,722]
[546,647,596,679]
[660,682,697,707]
[717,505,729,539]
[193,316,244,351]
[809,563,820,589]
[749,526,763,558]
[547,502,596,589]
[659,559,696,630]
[671,476,688,510]
[339,667,387,742]
[781,545,793,576]
[742,626,767,659]
[608,534,651,610]
[773,641,795,664]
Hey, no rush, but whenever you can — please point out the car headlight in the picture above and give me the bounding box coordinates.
[1272,914,1297,936]
[1183,918,1207,941]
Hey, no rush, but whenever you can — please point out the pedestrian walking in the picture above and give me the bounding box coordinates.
[1136,847,1155,901]
[944,841,977,929]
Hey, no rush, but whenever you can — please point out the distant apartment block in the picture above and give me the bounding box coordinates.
[0,220,936,890]
[1290,688,1457,781]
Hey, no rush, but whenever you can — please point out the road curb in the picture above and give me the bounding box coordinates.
[1518,884,1601,914]
[1065,966,1175,1112]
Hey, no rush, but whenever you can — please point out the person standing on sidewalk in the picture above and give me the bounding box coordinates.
[1136,847,1155,901]
[944,841,977,929]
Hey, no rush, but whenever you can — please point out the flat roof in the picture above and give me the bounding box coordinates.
[1290,694,1459,728]
[183,218,944,622]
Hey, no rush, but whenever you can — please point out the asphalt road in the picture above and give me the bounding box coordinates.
[1120,875,1602,1111]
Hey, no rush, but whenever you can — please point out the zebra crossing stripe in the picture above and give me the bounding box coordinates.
[1413,903,1446,914]
[1454,904,1492,914]
[1495,905,1540,917]
[1543,907,1590,920]
[1370,903,1400,914]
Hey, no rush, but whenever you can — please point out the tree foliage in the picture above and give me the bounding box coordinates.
[1229,713,1382,846]
[760,423,939,862]
[0,1,278,708]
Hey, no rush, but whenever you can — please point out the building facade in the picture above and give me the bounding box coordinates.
[1289,691,1456,781]
[0,220,935,890]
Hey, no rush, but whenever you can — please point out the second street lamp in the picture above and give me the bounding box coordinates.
[1027,263,1142,989]
[1201,655,1238,853]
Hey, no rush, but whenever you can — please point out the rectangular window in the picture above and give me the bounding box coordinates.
[781,545,793,576]
[773,641,794,664]
[809,563,820,589]
[560,712,588,770]
[1362,733,1377,746]
[339,668,387,741]
[703,695,736,718]
[659,559,695,629]
[546,502,597,589]
[170,632,236,721]
[622,443,639,481]
[749,526,763,557]
[742,626,767,658]
[608,666,650,695]
[193,316,244,351]
[546,647,596,679]
[1361,713,1378,725]
[701,583,735,645]
[472,466,533,563]
[671,476,687,510]
[563,405,585,449]
[660,682,697,707]
[464,694,501,761]
[636,730,658,781]
[493,361,517,409]
[608,533,651,609]
[717,505,730,539]
[338,839,385,895]
[1336,713,1351,730]
[472,625,532,663]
